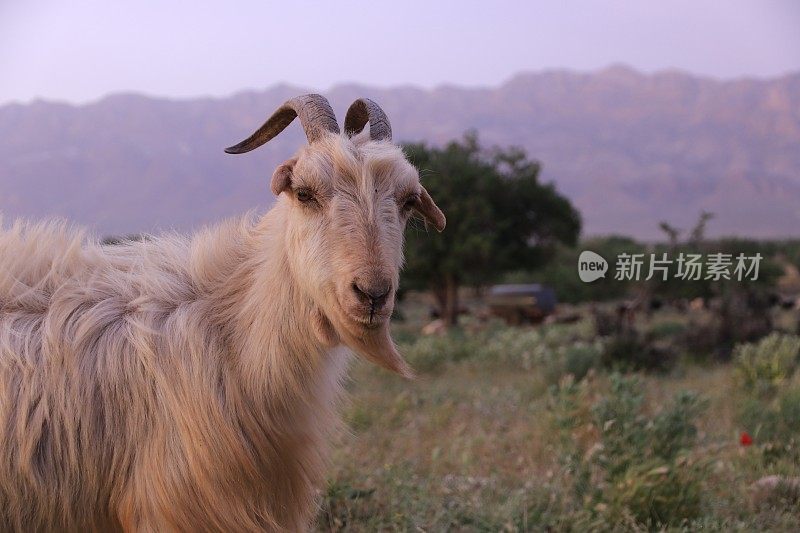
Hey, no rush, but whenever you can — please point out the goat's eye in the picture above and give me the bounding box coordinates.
[296,188,315,204]
[401,194,419,212]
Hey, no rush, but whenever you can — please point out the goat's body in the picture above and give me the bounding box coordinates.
[0,209,348,531]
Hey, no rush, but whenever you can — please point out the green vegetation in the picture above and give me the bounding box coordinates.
[505,236,646,303]
[552,374,707,528]
[507,233,791,306]
[401,134,581,325]
[316,306,800,531]
[318,138,800,530]
[734,334,800,469]
[734,333,800,397]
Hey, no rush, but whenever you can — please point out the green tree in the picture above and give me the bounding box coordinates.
[401,133,581,325]
[508,236,646,304]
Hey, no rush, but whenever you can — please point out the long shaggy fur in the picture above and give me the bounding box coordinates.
[0,129,444,532]
[0,210,348,531]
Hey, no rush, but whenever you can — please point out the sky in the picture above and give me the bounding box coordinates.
[1,0,799,106]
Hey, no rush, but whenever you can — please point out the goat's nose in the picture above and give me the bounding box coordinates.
[351,280,391,308]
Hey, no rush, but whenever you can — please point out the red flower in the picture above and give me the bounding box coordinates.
[740,432,753,446]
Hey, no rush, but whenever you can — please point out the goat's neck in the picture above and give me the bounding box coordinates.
[228,206,340,406]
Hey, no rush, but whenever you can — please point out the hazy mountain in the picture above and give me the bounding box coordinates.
[2,65,799,240]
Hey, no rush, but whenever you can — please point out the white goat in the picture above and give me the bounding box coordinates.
[0,94,445,531]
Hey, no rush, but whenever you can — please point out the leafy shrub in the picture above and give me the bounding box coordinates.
[778,387,800,433]
[563,343,602,381]
[593,309,620,337]
[733,334,800,466]
[734,333,800,397]
[649,319,687,340]
[650,391,704,460]
[551,374,706,528]
[738,385,800,466]
[400,330,477,374]
[478,325,550,369]
[600,334,675,373]
[399,320,598,376]
[681,320,719,359]
[539,340,604,385]
[605,459,703,527]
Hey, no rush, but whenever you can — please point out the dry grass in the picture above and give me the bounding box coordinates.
[315,304,800,531]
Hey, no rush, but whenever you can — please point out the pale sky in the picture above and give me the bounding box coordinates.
[2,0,799,106]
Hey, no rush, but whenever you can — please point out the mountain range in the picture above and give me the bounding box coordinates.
[1,65,799,240]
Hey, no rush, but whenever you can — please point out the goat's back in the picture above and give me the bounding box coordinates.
[0,220,230,530]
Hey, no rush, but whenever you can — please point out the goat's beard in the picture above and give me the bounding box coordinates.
[311,306,413,379]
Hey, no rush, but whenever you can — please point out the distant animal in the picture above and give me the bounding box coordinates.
[0,94,445,531]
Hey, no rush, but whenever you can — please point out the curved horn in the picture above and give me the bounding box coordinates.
[343,98,392,142]
[225,94,339,154]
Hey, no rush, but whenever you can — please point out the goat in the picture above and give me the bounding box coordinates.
[0,94,445,532]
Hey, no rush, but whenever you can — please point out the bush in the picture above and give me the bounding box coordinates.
[564,343,602,381]
[734,333,800,397]
[605,459,703,527]
[551,374,707,528]
[401,331,477,374]
[650,390,704,460]
[738,386,800,466]
[733,334,800,466]
[601,334,675,373]
[649,319,687,340]
[398,320,598,377]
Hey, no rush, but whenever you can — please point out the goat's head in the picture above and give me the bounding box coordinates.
[226,94,445,377]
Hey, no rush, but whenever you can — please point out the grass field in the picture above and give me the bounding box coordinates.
[315,299,800,531]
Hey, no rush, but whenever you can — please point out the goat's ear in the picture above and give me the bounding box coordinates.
[271,157,297,196]
[415,186,446,232]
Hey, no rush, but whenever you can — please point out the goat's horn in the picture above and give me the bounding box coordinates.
[224,94,339,154]
[343,98,392,142]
